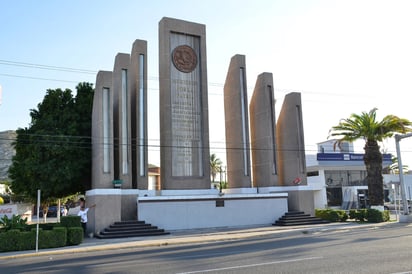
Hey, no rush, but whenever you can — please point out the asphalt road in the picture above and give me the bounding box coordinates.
[2,223,412,274]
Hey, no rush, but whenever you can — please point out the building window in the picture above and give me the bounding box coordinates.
[325,170,367,187]
[307,171,319,177]
[327,187,342,206]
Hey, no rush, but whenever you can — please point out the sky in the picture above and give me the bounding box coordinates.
[1,0,412,167]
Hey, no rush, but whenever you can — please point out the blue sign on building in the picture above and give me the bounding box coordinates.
[317,153,392,162]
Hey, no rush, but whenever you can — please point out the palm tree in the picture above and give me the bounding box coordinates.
[388,157,409,174]
[329,108,412,207]
[210,153,222,182]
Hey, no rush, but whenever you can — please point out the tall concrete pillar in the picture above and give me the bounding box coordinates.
[130,40,148,190]
[159,17,211,189]
[92,71,114,188]
[276,92,307,186]
[276,92,313,214]
[249,73,279,187]
[112,53,132,189]
[223,54,251,188]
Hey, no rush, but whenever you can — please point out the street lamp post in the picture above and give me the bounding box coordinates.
[395,133,412,216]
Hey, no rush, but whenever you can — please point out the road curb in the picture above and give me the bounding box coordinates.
[0,221,401,260]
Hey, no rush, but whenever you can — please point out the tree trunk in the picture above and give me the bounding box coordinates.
[364,140,384,206]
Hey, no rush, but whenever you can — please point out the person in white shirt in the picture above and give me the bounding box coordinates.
[77,204,96,236]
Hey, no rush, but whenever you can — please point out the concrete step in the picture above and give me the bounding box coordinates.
[96,230,169,239]
[95,220,169,239]
[273,211,329,226]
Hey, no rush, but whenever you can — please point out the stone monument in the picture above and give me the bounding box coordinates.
[158,17,211,189]
[88,17,306,233]
[249,72,279,188]
[223,54,252,189]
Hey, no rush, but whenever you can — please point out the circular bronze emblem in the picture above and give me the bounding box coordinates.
[172,45,198,73]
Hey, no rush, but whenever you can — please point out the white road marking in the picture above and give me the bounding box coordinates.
[176,256,324,274]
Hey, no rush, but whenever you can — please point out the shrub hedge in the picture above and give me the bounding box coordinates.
[0,215,83,252]
[0,227,68,252]
[315,209,348,222]
[67,227,84,245]
[316,208,389,223]
[349,208,390,223]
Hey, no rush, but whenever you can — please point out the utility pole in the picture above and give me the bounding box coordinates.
[395,133,412,216]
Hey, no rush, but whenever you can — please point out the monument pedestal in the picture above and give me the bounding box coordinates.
[86,189,140,235]
[137,190,288,230]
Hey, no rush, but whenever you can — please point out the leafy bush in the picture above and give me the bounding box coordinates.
[0,215,28,232]
[27,222,57,231]
[349,209,367,221]
[38,227,67,249]
[60,215,81,228]
[315,209,348,222]
[349,209,389,223]
[0,230,34,252]
[67,227,83,245]
[0,227,68,252]
[0,215,83,252]
[367,209,390,223]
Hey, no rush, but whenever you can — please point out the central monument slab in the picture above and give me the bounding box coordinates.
[159,17,211,189]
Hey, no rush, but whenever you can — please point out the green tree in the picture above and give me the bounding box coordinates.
[329,108,412,207]
[210,153,222,182]
[9,82,94,203]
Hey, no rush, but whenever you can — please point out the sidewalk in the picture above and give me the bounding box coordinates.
[0,220,400,260]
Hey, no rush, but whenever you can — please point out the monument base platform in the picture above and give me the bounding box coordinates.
[138,191,288,230]
[86,189,289,233]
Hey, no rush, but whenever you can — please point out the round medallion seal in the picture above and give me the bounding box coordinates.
[172,45,198,73]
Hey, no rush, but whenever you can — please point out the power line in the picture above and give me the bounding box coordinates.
[0,133,407,156]
[0,73,81,84]
[0,59,373,100]
[0,60,96,74]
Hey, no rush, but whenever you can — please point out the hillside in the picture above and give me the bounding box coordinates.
[0,130,16,181]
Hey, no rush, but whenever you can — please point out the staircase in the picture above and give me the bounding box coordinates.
[95,220,170,239]
[273,211,329,226]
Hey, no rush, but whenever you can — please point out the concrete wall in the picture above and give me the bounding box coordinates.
[86,189,139,235]
[0,203,32,221]
[286,191,315,216]
[138,193,288,230]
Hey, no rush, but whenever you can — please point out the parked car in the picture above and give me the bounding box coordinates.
[38,206,65,217]
[384,200,411,211]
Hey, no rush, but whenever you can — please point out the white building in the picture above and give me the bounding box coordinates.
[306,140,394,209]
